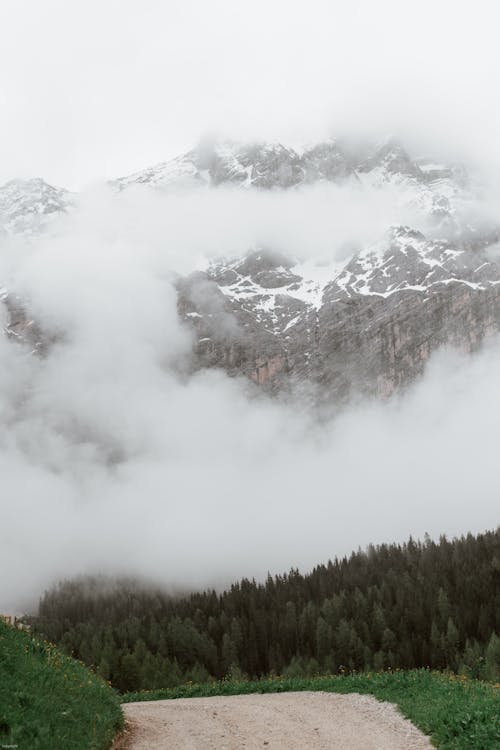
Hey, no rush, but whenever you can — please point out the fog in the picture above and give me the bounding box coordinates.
[1,1,500,187]
[1,0,500,611]
[0,181,499,613]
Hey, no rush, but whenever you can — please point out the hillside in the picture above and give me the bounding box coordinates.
[0,619,123,749]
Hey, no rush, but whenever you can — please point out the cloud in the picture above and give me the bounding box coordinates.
[0,183,499,613]
[1,0,500,186]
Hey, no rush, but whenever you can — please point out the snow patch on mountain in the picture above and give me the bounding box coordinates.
[3,137,500,401]
[0,178,75,236]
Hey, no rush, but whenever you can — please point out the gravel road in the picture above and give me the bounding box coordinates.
[122,691,433,749]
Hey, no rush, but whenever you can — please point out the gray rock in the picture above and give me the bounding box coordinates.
[5,138,500,406]
[178,225,500,401]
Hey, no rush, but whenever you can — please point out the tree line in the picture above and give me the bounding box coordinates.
[33,528,500,692]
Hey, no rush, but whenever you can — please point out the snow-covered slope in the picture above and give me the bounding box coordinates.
[203,225,500,331]
[114,137,475,231]
[0,137,474,237]
[178,220,500,397]
[114,139,355,191]
[0,178,74,236]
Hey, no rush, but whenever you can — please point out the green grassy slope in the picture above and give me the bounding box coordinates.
[123,670,500,750]
[0,620,123,750]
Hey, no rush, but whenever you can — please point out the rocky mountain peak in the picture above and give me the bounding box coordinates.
[115,137,359,192]
[2,137,500,404]
[358,138,422,178]
[0,177,74,236]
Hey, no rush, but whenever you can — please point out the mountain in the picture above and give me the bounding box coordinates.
[178,225,500,400]
[0,178,74,236]
[114,137,477,232]
[1,138,499,401]
[114,138,355,191]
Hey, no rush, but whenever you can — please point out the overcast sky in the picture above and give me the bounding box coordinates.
[1,0,500,188]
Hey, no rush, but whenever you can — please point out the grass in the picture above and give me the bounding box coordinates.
[0,620,123,750]
[122,669,500,749]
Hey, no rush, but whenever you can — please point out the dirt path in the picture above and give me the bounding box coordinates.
[122,691,433,749]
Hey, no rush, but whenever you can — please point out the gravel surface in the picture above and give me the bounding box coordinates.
[123,691,434,749]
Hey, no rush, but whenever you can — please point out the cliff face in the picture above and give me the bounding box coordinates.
[2,138,500,401]
[177,225,500,400]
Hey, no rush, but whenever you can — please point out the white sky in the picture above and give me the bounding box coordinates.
[1,0,500,189]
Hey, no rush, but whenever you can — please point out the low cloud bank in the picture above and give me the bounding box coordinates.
[0,184,499,612]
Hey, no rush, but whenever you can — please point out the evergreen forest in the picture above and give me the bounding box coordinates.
[33,529,500,692]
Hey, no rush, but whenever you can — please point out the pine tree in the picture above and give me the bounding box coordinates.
[485,633,500,681]
[315,616,331,666]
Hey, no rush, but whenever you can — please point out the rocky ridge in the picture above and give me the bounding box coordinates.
[0,178,74,237]
[1,138,499,400]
